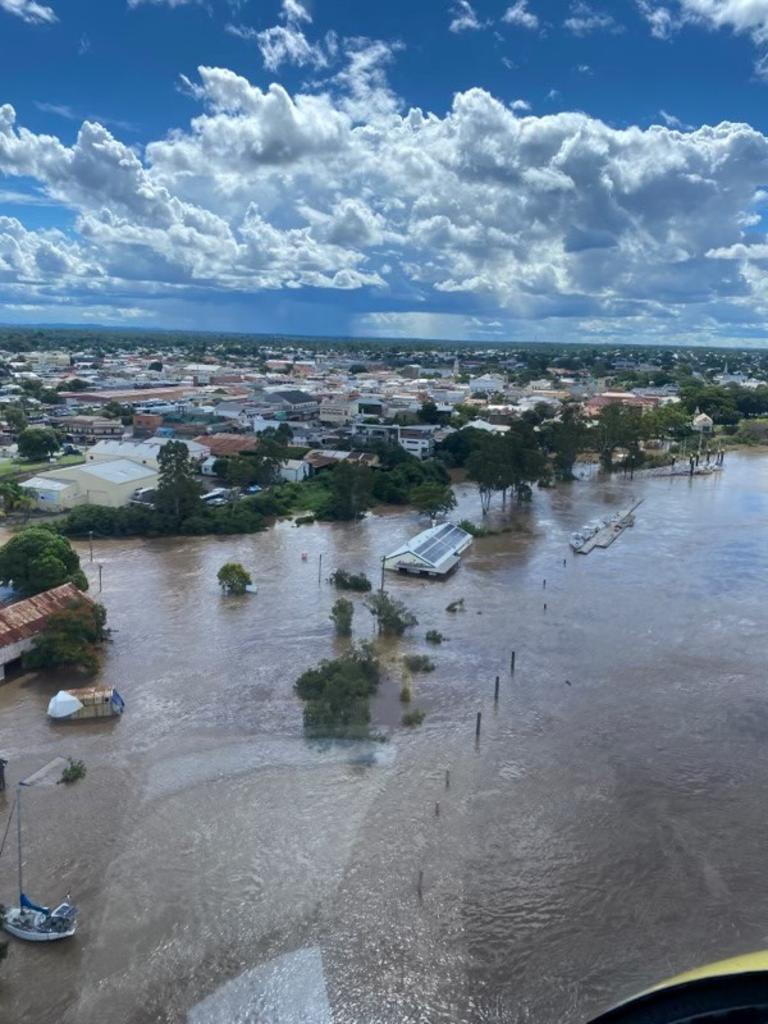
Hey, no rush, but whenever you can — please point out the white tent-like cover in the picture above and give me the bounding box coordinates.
[47,691,84,720]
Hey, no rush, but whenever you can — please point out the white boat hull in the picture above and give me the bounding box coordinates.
[3,907,76,941]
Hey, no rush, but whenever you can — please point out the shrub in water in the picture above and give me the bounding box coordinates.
[402,709,426,727]
[404,654,434,672]
[59,758,86,785]
[330,569,372,592]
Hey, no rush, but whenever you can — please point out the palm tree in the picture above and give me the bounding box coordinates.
[0,483,35,520]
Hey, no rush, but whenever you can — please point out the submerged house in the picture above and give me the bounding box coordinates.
[383,522,473,578]
[0,583,92,679]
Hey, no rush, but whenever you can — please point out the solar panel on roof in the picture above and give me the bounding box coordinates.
[411,524,468,567]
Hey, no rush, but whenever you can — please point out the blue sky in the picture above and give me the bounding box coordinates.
[3,0,768,345]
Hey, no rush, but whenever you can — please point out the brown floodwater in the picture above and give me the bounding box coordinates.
[0,452,767,1024]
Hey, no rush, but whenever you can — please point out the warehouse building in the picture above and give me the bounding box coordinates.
[86,437,209,470]
[20,459,158,510]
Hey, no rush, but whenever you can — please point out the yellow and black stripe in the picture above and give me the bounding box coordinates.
[588,952,768,1023]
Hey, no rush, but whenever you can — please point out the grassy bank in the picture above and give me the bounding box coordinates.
[0,454,85,480]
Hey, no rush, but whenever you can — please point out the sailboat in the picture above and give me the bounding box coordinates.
[2,782,78,942]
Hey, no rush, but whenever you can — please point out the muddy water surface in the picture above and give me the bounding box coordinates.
[0,454,767,1024]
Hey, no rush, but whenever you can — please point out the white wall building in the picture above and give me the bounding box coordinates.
[21,459,159,510]
[279,459,311,483]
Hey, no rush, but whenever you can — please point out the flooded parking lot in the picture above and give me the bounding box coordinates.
[0,452,767,1024]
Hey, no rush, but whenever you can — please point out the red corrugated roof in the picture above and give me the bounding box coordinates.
[0,583,92,647]
[193,434,259,456]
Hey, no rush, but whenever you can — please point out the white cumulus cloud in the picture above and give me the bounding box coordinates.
[502,0,539,29]
[127,0,201,7]
[0,0,56,24]
[564,2,622,34]
[227,0,327,71]
[449,0,483,33]
[4,66,768,340]
[638,0,768,73]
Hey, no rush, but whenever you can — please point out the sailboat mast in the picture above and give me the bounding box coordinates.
[16,784,22,903]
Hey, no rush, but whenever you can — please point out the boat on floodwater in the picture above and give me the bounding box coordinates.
[3,897,77,942]
[2,774,79,942]
[570,501,644,554]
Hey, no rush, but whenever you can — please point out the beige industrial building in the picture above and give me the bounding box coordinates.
[20,459,158,510]
[85,437,209,470]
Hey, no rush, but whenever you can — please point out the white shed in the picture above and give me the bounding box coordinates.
[383,522,473,577]
[279,459,310,483]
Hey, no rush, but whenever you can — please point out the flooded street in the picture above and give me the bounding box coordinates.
[1,452,767,1024]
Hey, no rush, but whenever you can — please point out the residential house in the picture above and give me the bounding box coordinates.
[692,410,714,434]
[0,583,94,679]
[192,434,260,458]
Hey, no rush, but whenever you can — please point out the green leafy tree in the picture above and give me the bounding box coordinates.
[594,404,647,471]
[326,461,372,520]
[0,527,88,596]
[24,598,107,673]
[259,423,294,445]
[436,427,488,468]
[539,406,589,480]
[3,405,27,434]
[465,425,549,512]
[365,591,418,636]
[17,426,59,461]
[418,400,441,424]
[101,400,131,421]
[679,383,740,424]
[643,403,693,441]
[294,643,380,736]
[0,481,27,513]
[155,441,203,527]
[410,481,457,517]
[225,438,286,489]
[331,597,354,635]
[217,562,252,594]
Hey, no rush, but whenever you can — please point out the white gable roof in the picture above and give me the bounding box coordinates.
[76,459,157,484]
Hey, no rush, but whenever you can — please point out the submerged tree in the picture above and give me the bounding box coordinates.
[365,591,418,636]
[294,643,380,736]
[465,426,548,513]
[331,597,354,636]
[409,481,457,518]
[539,405,590,480]
[24,598,107,674]
[594,404,645,471]
[217,562,252,595]
[325,461,373,521]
